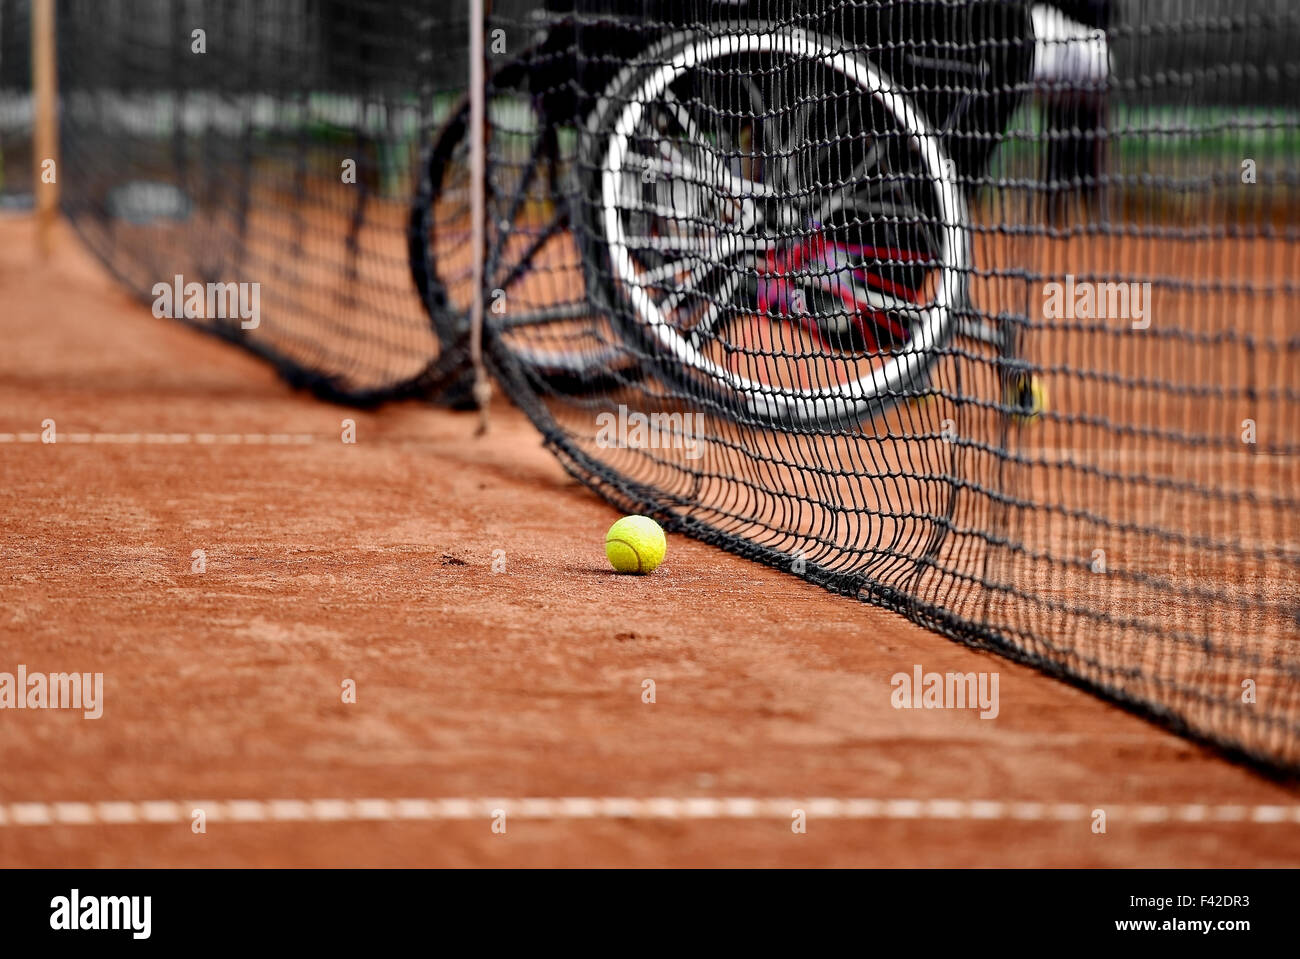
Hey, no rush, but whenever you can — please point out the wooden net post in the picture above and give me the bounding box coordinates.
[32,0,58,257]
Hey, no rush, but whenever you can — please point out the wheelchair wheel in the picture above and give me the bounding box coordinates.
[408,52,639,394]
[575,23,970,429]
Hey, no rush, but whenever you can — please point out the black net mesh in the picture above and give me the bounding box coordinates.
[50,0,1300,773]
[480,0,1300,773]
[0,0,32,208]
[58,0,471,403]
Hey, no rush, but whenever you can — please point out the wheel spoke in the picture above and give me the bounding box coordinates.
[780,81,813,174]
[814,190,917,224]
[490,204,568,293]
[619,192,705,224]
[760,69,788,189]
[631,149,777,202]
[840,140,886,192]
[622,232,774,256]
[621,232,717,255]
[642,96,778,201]
[493,303,600,330]
[636,255,699,287]
[803,271,919,316]
[495,109,555,239]
[658,258,718,311]
[683,268,744,342]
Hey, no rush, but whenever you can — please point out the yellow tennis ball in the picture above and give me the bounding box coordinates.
[605,515,666,574]
[1006,374,1048,424]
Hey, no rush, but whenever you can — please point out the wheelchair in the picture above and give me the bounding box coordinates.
[410,1,1039,427]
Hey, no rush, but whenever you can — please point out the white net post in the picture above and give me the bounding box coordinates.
[468,0,491,430]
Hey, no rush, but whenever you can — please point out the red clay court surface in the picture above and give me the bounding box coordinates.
[1,215,1298,866]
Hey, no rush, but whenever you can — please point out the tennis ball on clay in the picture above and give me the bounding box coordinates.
[605,515,666,575]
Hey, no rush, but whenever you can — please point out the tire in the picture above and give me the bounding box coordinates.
[409,51,641,395]
[574,23,971,429]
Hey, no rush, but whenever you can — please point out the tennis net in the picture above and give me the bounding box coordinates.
[58,0,473,403]
[0,0,33,209]
[54,0,1300,773]
[482,0,1300,773]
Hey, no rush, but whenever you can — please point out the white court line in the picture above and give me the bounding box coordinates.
[0,798,1297,827]
[0,432,317,445]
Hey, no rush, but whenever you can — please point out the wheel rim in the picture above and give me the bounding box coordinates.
[418,76,635,387]
[598,28,969,425]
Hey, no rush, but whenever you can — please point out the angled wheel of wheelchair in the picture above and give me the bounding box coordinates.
[575,23,972,429]
[408,51,641,395]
